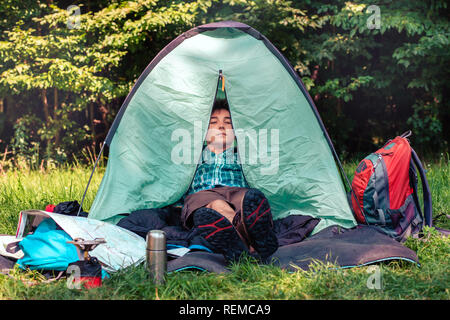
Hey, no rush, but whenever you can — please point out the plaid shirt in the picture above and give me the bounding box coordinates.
[187,146,249,195]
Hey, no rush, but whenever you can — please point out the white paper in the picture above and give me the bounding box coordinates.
[0,235,24,260]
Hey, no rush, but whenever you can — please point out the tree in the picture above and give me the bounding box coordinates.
[0,0,448,168]
[205,0,449,156]
[0,0,211,165]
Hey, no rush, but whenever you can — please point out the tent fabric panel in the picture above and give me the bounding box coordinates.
[105,22,265,145]
[221,41,355,234]
[89,50,220,221]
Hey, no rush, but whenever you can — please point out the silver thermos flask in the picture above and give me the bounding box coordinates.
[146,230,167,285]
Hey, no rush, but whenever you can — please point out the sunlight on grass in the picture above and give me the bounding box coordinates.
[0,158,448,300]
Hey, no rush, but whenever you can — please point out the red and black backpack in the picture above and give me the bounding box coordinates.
[350,131,433,242]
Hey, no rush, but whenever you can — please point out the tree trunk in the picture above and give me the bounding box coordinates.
[89,102,95,147]
[54,87,60,146]
[42,89,50,121]
[41,88,52,158]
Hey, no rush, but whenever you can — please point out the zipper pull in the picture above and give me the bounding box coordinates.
[219,70,225,92]
[373,153,383,168]
[376,151,393,157]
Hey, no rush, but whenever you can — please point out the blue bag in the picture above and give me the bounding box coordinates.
[17,219,80,271]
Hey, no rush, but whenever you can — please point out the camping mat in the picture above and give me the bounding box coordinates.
[168,251,229,274]
[167,225,419,273]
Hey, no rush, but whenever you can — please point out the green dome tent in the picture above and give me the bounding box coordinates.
[86,21,357,235]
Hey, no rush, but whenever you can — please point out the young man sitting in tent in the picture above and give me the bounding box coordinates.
[182,99,279,263]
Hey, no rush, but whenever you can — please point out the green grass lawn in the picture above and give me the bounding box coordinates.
[0,157,448,300]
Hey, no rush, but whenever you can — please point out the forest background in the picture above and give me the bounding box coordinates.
[0,0,448,169]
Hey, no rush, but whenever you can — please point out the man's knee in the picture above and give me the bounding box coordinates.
[205,199,236,223]
[206,199,232,212]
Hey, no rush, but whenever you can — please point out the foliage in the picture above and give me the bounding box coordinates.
[0,0,209,165]
[10,114,41,164]
[407,101,443,153]
[0,0,448,166]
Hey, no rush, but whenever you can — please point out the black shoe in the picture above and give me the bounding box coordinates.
[193,207,248,263]
[242,189,278,261]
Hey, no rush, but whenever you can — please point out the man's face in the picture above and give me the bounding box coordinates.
[206,108,235,150]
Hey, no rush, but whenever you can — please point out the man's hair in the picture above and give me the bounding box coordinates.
[212,98,229,112]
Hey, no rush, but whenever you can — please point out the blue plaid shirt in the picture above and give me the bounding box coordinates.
[187,146,249,195]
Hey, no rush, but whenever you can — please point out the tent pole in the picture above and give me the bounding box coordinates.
[77,141,107,216]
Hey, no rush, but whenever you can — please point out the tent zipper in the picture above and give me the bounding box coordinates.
[217,71,250,188]
[217,72,250,188]
[184,70,224,194]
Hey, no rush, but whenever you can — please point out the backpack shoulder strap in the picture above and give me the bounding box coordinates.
[410,148,433,227]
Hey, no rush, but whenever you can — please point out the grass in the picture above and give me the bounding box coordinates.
[0,157,449,300]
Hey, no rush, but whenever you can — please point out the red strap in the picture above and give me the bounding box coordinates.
[45,204,56,212]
